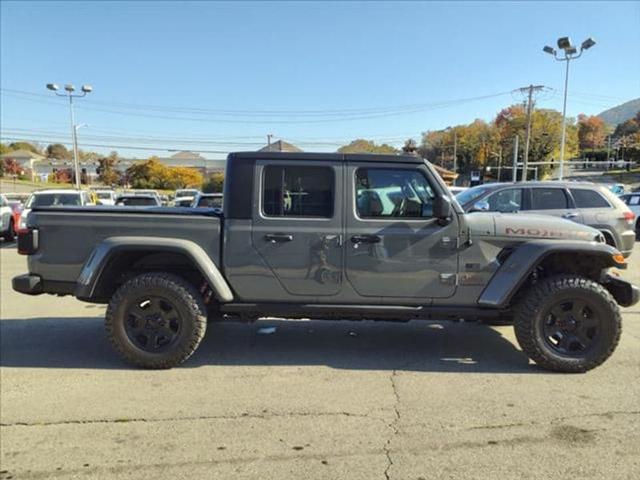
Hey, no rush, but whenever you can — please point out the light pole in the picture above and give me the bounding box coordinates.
[543,37,595,180]
[46,83,93,189]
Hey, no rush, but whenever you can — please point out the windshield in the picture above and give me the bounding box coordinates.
[455,185,491,206]
[96,192,113,199]
[26,193,81,208]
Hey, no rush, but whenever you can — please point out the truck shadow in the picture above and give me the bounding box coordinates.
[0,316,543,373]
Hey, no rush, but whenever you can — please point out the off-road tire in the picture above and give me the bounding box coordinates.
[513,275,621,373]
[105,272,207,369]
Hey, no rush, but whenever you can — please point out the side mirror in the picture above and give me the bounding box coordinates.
[470,200,490,212]
[433,194,452,220]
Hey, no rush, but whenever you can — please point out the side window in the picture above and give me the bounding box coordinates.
[570,189,611,208]
[485,188,522,212]
[530,188,568,210]
[630,195,640,206]
[355,168,435,219]
[262,165,334,218]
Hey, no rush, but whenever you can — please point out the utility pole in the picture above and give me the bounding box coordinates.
[517,84,545,182]
[452,128,458,183]
[512,135,519,183]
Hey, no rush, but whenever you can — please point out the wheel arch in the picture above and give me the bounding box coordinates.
[478,240,624,309]
[75,236,234,303]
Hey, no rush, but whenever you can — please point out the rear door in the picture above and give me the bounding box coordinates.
[251,160,343,296]
[526,187,581,223]
[344,162,459,299]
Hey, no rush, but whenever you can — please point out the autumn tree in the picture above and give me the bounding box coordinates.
[97,151,122,186]
[577,114,607,151]
[337,139,398,154]
[125,157,203,190]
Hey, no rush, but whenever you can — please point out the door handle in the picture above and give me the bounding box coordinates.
[351,234,381,245]
[563,212,579,219]
[265,233,293,243]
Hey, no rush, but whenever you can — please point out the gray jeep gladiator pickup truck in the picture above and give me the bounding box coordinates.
[13,152,640,372]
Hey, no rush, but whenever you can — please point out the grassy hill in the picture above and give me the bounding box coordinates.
[598,98,640,126]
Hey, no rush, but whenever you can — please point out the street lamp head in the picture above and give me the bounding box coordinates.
[81,84,93,93]
[46,83,59,91]
[581,37,596,51]
[64,84,75,92]
[557,37,573,51]
[543,45,556,55]
[565,46,578,55]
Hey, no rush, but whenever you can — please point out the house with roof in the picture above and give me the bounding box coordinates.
[258,140,303,153]
[0,149,46,180]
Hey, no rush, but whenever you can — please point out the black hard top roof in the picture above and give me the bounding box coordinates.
[228,151,424,164]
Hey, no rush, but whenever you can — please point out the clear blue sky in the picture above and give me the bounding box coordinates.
[1,0,639,159]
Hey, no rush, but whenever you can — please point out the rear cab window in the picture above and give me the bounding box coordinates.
[262,165,334,218]
[529,188,569,210]
[570,188,611,208]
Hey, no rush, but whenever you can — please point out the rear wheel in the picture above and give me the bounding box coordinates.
[105,272,207,369]
[513,275,621,373]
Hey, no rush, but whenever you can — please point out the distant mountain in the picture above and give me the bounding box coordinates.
[597,98,640,126]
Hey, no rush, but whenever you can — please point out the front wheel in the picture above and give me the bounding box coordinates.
[105,272,207,369]
[513,275,621,373]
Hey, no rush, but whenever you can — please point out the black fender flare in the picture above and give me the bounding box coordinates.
[477,240,624,309]
[74,236,234,302]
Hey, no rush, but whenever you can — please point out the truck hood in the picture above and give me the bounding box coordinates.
[465,212,603,242]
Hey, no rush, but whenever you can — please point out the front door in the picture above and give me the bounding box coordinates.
[251,161,343,296]
[345,162,459,299]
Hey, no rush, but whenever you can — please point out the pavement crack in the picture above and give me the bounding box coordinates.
[466,410,640,431]
[383,369,401,480]
[0,410,377,428]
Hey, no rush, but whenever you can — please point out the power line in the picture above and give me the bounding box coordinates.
[1,88,513,124]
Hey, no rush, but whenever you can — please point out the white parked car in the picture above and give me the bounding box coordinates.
[174,188,200,207]
[192,192,223,208]
[19,189,96,230]
[620,192,640,233]
[1,194,16,240]
[93,189,117,206]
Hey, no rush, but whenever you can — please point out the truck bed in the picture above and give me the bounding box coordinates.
[25,207,222,289]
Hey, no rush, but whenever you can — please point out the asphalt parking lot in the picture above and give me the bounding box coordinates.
[1,241,639,480]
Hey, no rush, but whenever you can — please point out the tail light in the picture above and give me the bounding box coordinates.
[17,228,39,255]
[623,211,635,225]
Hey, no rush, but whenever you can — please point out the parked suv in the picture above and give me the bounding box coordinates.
[456,182,636,257]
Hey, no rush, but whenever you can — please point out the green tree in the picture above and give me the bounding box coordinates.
[46,143,72,160]
[8,141,41,154]
[337,139,398,154]
[202,172,225,193]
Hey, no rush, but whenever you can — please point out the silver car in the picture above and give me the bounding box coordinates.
[456,181,636,257]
